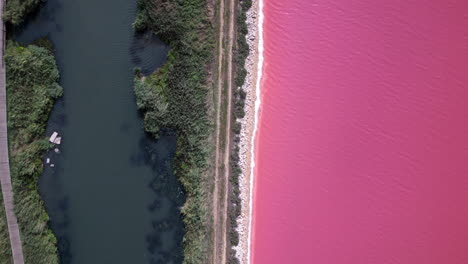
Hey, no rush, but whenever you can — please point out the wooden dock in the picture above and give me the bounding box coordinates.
[0,0,25,262]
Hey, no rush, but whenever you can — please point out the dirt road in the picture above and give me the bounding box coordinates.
[212,0,235,262]
[219,0,236,262]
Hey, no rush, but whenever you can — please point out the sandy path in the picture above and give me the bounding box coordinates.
[0,1,25,263]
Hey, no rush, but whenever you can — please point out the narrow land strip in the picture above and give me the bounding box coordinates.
[212,0,235,262]
[234,0,261,262]
[219,0,236,261]
[211,0,226,261]
[0,1,25,263]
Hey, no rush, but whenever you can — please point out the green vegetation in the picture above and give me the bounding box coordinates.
[233,0,251,119]
[4,0,43,25]
[133,0,215,263]
[235,0,252,87]
[228,0,252,263]
[0,41,62,264]
[0,193,13,264]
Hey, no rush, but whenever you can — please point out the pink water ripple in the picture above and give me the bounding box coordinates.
[252,1,468,263]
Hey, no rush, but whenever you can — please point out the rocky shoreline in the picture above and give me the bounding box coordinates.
[233,0,260,262]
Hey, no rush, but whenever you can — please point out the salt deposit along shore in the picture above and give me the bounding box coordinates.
[233,0,263,262]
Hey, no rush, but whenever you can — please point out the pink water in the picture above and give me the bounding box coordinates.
[252,1,468,263]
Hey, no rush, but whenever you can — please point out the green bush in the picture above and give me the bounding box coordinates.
[0,41,62,264]
[0,194,13,264]
[4,0,44,25]
[133,0,215,263]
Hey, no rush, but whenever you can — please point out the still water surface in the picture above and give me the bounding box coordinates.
[253,0,468,263]
[14,0,184,263]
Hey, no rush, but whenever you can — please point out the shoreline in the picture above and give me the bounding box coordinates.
[233,0,263,262]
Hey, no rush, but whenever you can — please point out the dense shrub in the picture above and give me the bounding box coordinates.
[4,0,44,25]
[0,196,12,264]
[229,248,241,264]
[233,122,242,135]
[133,0,215,263]
[0,41,62,264]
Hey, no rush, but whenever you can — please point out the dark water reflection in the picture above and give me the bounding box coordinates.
[12,0,184,263]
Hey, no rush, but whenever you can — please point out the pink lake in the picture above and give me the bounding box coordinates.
[252,0,468,263]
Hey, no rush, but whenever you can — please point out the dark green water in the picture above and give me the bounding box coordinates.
[13,0,184,263]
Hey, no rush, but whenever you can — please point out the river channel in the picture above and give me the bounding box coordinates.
[13,0,184,263]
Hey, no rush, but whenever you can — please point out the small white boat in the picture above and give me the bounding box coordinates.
[49,132,59,143]
[54,137,62,145]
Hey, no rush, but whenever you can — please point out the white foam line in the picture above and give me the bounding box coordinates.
[247,0,264,262]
